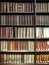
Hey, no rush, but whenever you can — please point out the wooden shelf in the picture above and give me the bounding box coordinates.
[0,0,34,2]
[0,38,35,41]
[0,51,35,54]
[36,12,49,15]
[0,12,34,15]
[36,0,49,2]
[0,25,35,27]
[36,25,49,27]
[0,63,35,65]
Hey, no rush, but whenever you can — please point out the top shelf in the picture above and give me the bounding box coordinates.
[0,0,34,2]
[0,0,49,2]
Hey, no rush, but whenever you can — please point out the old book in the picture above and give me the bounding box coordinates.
[1,54,4,63]
[21,28,23,38]
[11,54,15,63]
[3,15,6,25]
[18,28,21,38]
[10,41,13,51]
[9,54,12,63]
[1,2,4,12]
[6,54,9,63]
[17,3,23,12]
[21,55,24,63]
[27,28,30,38]
[3,2,7,12]
[9,15,13,25]
[48,3,49,12]
[24,54,26,63]
[31,54,34,63]
[30,41,34,51]
[30,27,34,38]
[19,54,21,63]
[9,27,13,38]
[4,54,6,63]
[15,41,18,51]
[1,15,4,25]
[42,3,47,12]
[36,3,41,12]
[32,3,34,12]
[1,27,6,38]
[5,41,7,51]
[15,27,18,38]
[7,2,9,12]
[16,54,20,63]
[40,3,43,12]
[12,41,15,51]
[36,27,44,38]
[13,2,16,12]
[36,55,39,63]
[31,15,35,25]
[15,54,17,63]
[9,2,13,12]
[44,28,49,38]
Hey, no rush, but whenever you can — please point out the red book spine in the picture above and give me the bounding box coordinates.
[15,41,18,51]
[2,27,6,38]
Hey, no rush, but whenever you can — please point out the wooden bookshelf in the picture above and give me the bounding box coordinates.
[0,0,49,65]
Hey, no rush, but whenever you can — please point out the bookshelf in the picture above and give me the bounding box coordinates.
[0,0,49,65]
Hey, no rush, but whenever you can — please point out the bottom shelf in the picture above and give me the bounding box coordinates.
[0,63,34,65]
[0,63,49,65]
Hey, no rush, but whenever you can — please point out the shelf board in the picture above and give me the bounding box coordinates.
[36,64,49,65]
[0,51,35,54]
[36,12,49,15]
[0,38,35,41]
[36,25,49,27]
[0,0,34,2]
[0,25,49,27]
[36,0,49,2]
[0,38,49,41]
[0,12,34,15]
[0,25,35,27]
[0,63,35,65]
[36,38,49,41]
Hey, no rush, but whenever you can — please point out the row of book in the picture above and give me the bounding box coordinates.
[0,2,49,12]
[36,3,49,12]
[36,41,49,51]
[1,15,49,26]
[36,27,49,38]
[0,54,49,64]
[0,2,34,12]
[36,15,49,25]
[0,41,34,51]
[0,54,34,64]
[0,27,49,38]
[0,15,35,25]
[0,27,34,38]
[1,40,49,51]
[36,55,49,64]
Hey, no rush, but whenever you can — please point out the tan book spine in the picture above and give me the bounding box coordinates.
[31,54,34,63]
[4,54,6,63]
[24,54,26,63]
[18,28,21,38]
[15,54,17,63]
[4,2,7,12]
[7,2,9,12]
[27,28,30,38]
[30,41,34,51]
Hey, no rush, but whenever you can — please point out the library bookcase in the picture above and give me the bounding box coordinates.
[0,0,49,65]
